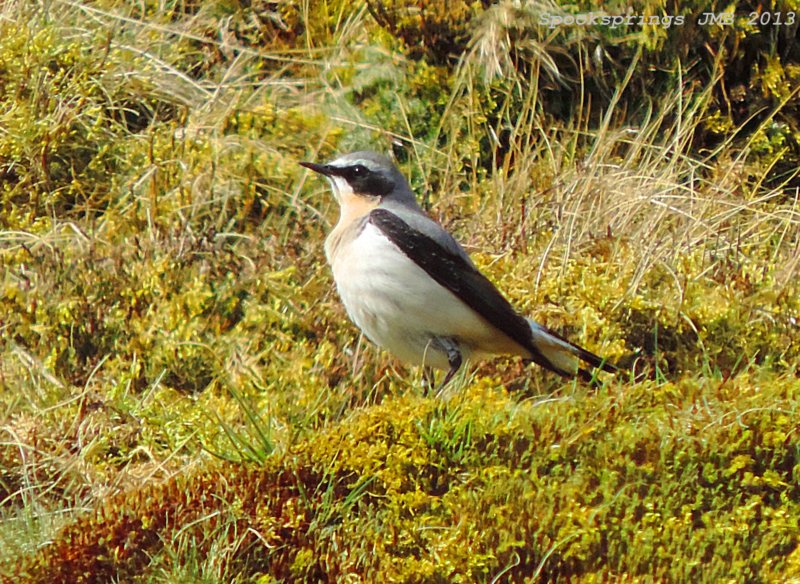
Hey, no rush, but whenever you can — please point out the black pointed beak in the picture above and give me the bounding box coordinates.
[299,161,333,176]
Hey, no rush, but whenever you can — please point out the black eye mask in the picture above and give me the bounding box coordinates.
[341,165,394,197]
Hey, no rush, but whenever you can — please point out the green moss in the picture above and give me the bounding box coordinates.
[12,377,800,581]
[366,0,490,64]
[2,0,800,581]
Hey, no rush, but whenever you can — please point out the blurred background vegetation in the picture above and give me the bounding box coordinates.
[1,0,799,581]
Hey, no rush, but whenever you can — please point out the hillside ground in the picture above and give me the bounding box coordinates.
[1,1,799,582]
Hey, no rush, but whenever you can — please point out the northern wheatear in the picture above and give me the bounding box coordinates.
[300,151,616,387]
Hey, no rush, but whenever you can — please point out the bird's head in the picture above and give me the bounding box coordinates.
[300,151,416,208]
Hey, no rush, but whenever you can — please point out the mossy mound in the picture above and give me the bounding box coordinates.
[11,376,800,582]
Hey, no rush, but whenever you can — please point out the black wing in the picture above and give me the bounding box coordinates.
[369,208,572,376]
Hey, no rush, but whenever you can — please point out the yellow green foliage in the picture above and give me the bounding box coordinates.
[1,0,800,582]
[366,0,491,63]
[9,377,800,582]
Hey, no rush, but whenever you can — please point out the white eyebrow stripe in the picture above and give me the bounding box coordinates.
[330,159,379,170]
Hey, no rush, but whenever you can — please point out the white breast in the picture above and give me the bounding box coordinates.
[326,221,520,369]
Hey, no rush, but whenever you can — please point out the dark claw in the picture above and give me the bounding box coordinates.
[439,342,463,390]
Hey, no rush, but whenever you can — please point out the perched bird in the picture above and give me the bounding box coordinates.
[300,151,616,387]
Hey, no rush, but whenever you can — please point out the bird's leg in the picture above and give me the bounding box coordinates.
[436,338,463,390]
[422,367,437,396]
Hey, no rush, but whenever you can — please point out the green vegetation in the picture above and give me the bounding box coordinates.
[1,0,798,581]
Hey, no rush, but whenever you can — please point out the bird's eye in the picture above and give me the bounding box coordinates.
[351,165,367,176]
